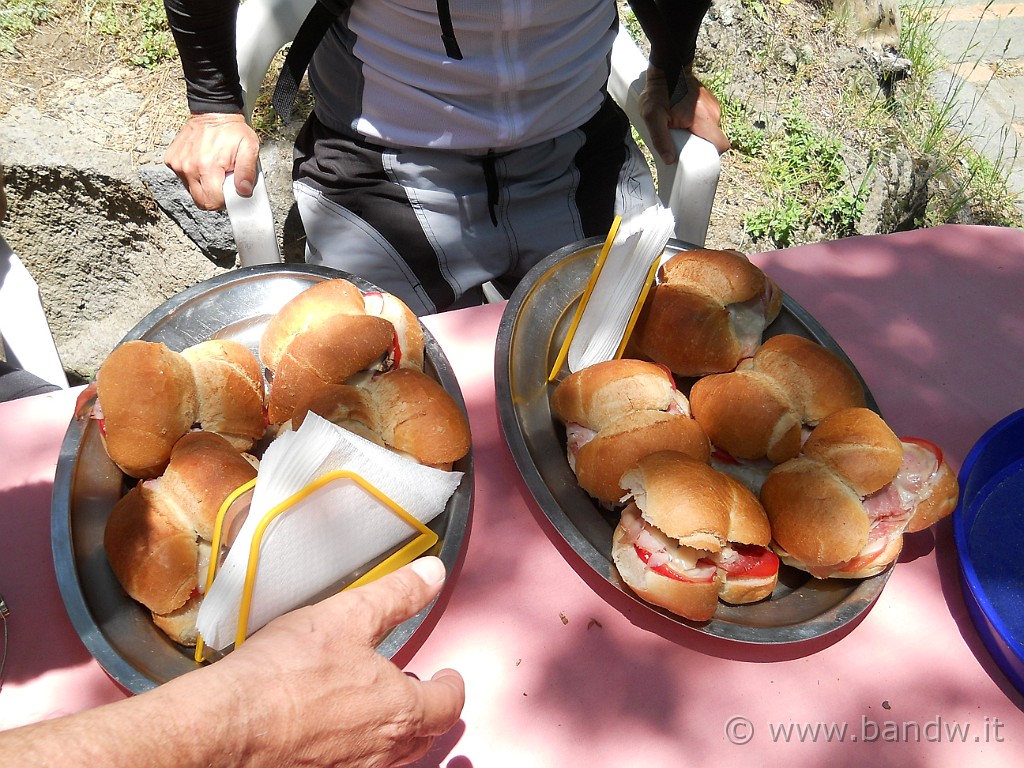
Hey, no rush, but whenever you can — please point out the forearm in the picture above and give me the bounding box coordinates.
[0,664,260,768]
[164,0,245,113]
[627,0,712,101]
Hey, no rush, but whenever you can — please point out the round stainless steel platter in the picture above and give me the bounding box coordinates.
[494,238,890,645]
[51,264,473,693]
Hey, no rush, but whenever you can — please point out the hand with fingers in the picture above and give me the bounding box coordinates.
[164,112,261,210]
[639,66,730,163]
[0,556,465,768]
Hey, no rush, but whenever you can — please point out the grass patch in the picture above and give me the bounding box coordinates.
[0,0,56,53]
[83,0,176,69]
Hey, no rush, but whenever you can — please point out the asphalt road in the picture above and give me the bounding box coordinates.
[924,1,1024,213]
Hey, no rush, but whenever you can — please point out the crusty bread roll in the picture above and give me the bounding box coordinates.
[259,279,368,371]
[104,431,258,645]
[363,290,425,371]
[627,248,783,377]
[613,451,778,620]
[96,340,199,478]
[266,312,395,424]
[748,334,867,425]
[573,411,710,505]
[690,333,867,464]
[363,368,472,470]
[551,358,687,431]
[181,339,266,452]
[260,279,413,425]
[291,369,472,470]
[760,407,959,579]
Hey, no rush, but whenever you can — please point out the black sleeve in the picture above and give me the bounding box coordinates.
[164,0,244,113]
[625,0,712,103]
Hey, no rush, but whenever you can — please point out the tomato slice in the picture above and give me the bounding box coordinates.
[717,544,779,579]
[900,436,943,466]
[634,545,716,583]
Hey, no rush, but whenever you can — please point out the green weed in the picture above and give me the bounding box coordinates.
[0,0,56,53]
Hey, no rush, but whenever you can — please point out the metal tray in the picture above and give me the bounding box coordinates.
[51,264,474,693]
[495,238,890,645]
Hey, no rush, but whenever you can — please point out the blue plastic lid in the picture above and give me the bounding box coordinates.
[954,409,1024,695]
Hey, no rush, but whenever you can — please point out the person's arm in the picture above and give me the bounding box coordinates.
[626,0,730,160]
[0,557,465,768]
[162,0,260,209]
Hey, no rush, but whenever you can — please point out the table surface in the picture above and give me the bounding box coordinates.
[1,224,1022,767]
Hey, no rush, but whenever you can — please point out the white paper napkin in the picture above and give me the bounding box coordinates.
[568,204,676,372]
[196,413,463,650]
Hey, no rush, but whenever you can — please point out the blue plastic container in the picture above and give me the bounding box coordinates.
[954,409,1024,695]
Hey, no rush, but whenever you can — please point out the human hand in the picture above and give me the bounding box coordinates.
[164,112,260,210]
[211,556,465,768]
[639,66,730,163]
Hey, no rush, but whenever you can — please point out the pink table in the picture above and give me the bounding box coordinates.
[1,224,1022,766]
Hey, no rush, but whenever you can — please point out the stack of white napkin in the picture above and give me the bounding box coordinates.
[196,413,463,650]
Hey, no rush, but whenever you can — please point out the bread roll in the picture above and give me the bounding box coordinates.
[613,451,777,619]
[573,411,710,505]
[96,340,198,478]
[760,408,959,579]
[689,333,867,464]
[364,368,472,469]
[289,370,471,470]
[628,248,782,377]
[551,358,685,432]
[181,339,266,451]
[104,431,258,645]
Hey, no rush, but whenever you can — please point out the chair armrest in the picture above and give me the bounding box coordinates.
[237,0,317,118]
[608,25,721,248]
[0,235,69,388]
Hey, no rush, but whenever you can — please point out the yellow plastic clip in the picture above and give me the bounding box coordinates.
[194,470,438,663]
[547,215,621,382]
[615,252,662,359]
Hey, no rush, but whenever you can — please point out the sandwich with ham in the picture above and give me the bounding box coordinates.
[104,431,259,645]
[612,451,780,622]
[690,333,868,490]
[760,407,959,579]
[550,359,710,505]
[627,248,783,377]
[259,279,426,425]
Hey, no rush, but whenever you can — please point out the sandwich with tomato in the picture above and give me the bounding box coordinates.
[612,451,780,622]
[760,408,959,579]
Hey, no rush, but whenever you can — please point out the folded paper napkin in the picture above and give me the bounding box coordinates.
[196,412,464,650]
[567,204,676,372]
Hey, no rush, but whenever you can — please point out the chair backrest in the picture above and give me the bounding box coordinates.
[226,0,721,265]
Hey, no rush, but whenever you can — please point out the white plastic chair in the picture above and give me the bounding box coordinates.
[226,0,721,265]
[0,234,70,389]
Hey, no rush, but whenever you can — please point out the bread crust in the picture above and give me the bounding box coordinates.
[266,313,395,425]
[629,248,782,376]
[259,279,367,371]
[155,431,259,542]
[801,407,903,496]
[97,340,198,478]
[573,412,710,505]
[182,339,266,451]
[760,457,871,570]
[550,358,680,431]
[750,334,866,424]
[365,368,471,468]
[717,570,777,605]
[690,370,802,463]
[104,483,198,615]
